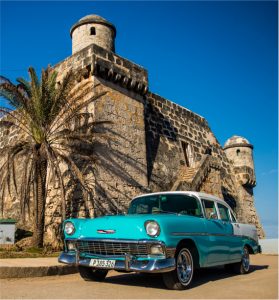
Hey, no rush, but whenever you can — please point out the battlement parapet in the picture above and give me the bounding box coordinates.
[55,44,148,95]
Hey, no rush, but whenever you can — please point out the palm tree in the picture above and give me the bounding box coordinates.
[0,66,107,248]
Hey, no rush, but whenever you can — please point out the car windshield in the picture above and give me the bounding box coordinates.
[128,194,203,217]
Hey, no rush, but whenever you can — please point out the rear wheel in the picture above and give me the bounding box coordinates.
[235,246,250,274]
[225,246,250,275]
[163,247,194,290]
[78,266,108,281]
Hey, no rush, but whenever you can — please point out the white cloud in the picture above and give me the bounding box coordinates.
[261,169,278,176]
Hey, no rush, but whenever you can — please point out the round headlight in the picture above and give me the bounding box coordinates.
[64,222,75,235]
[145,221,160,237]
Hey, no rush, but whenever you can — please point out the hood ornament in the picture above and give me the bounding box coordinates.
[97,229,116,234]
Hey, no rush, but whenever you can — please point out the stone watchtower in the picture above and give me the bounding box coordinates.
[53,13,149,229]
[70,15,116,54]
[224,136,265,237]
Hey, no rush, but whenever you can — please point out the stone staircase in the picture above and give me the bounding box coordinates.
[171,154,220,191]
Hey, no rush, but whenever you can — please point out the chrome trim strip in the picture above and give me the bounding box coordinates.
[66,238,165,245]
[82,253,143,259]
[171,232,208,236]
[125,254,132,271]
[75,248,79,266]
[170,232,258,243]
[97,229,116,234]
[59,252,76,265]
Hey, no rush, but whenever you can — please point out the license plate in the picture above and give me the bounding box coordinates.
[89,259,116,269]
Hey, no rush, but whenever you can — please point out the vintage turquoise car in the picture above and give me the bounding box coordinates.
[59,191,261,289]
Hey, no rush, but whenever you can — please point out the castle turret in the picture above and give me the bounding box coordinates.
[224,135,265,238]
[70,14,116,54]
[224,135,256,187]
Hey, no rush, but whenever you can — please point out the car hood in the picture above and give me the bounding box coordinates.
[65,214,204,240]
[65,214,179,240]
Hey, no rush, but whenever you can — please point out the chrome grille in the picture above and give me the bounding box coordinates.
[166,248,176,258]
[76,240,149,256]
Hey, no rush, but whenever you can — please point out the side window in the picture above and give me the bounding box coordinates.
[230,210,237,223]
[202,199,217,219]
[217,203,230,222]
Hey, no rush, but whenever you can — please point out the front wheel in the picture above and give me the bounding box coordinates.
[78,266,108,281]
[163,247,194,290]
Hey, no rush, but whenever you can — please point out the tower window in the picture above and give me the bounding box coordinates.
[90,27,96,35]
[236,149,240,156]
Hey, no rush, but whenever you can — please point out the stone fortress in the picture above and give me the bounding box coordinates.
[0,14,264,246]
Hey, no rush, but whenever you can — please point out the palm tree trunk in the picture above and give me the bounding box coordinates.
[32,147,47,248]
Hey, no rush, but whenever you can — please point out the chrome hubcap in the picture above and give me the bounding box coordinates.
[177,249,193,285]
[242,247,250,271]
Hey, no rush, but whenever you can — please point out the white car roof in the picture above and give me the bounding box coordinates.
[133,191,228,206]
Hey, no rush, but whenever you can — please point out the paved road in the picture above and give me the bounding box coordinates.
[1,254,277,299]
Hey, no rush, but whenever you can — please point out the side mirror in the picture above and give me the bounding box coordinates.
[209,212,217,219]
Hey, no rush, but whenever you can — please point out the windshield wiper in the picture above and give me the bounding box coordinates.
[128,211,178,215]
[152,210,178,215]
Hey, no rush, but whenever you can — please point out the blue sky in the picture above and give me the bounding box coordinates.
[0,1,278,237]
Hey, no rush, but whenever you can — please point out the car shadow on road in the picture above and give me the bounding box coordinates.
[191,264,269,289]
[249,264,269,273]
[104,264,269,290]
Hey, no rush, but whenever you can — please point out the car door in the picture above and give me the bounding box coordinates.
[229,209,250,261]
[202,199,230,265]
[216,202,241,262]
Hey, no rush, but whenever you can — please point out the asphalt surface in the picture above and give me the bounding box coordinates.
[0,254,277,299]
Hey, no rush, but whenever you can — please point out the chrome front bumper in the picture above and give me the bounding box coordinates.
[58,252,175,273]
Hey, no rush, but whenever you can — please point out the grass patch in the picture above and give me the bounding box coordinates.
[0,246,60,259]
[26,247,44,254]
[0,251,60,259]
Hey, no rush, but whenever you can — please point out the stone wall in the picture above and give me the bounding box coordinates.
[90,80,148,216]
[53,42,150,216]
[144,92,239,203]
[143,92,264,237]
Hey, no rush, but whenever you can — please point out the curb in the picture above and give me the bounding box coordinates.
[0,265,78,279]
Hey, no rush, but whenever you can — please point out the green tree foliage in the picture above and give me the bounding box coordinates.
[0,67,107,247]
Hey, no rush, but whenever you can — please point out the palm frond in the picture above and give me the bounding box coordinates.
[16,77,32,98]
[0,108,33,137]
[0,77,29,110]
[0,142,32,215]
